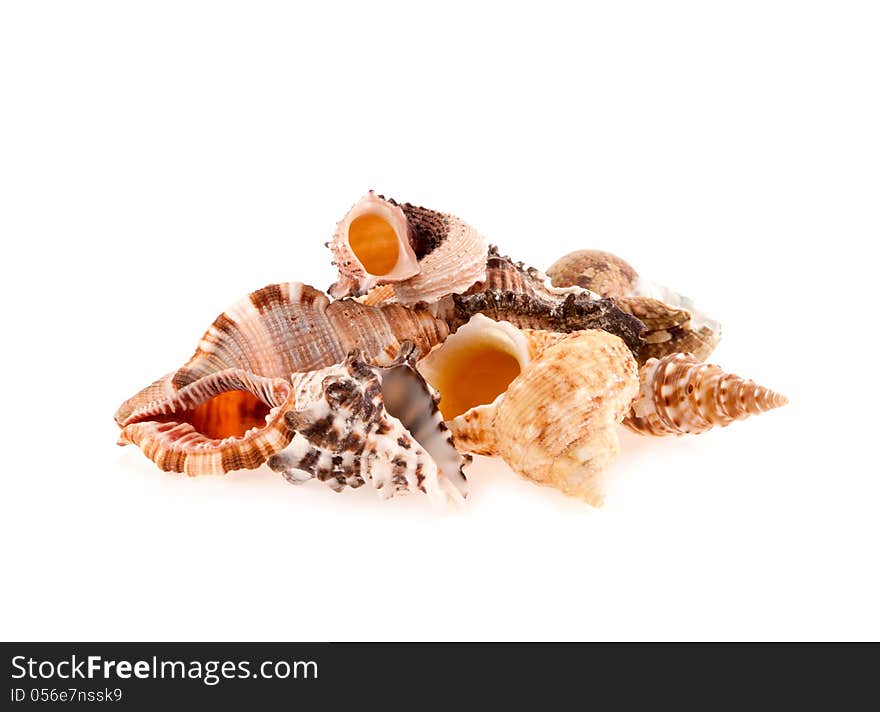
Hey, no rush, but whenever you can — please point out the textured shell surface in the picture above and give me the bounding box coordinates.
[268,345,469,507]
[116,282,449,475]
[436,246,645,356]
[546,249,639,298]
[117,368,297,476]
[491,329,638,507]
[419,317,639,506]
[624,352,788,436]
[545,249,721,363]
[417,314,563,455]
[328,191,488,306]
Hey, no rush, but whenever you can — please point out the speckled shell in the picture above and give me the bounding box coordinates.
[268,345,469,507]
[624,352,788,436]
[418,316,638,506]
[116,282,449,427]
[439,247,645,356]
[545,249,721,363]
[328,191,488,305]
[547,249,639,298]
[117,369,297,475]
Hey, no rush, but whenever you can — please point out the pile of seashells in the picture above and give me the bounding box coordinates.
[116,192,787,507]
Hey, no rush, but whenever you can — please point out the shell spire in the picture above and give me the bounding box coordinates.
[624,353,788,436]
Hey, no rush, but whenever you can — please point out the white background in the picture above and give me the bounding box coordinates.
[1,1,877,641]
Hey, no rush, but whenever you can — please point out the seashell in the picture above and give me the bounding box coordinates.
[438,247,645,357]
[545,248,721,363]
[418,316,639,506]
[328,191,488,305]
[116,282,449,430]
[117,368,297,475]
[624,352,788,436]
[546,249,639,298]
[268,344,469,507]
[615,295,720,363]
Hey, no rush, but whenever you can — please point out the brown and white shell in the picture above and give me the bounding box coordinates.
[437,247,645,357]
[546,249,721,363]
[624,352,788,436]
[328,191,488,305]
[115,282,449,475]
[418,315,639,506]
[268,344,469,507]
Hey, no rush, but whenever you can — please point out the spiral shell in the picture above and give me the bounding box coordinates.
[116,282,449,426]
[115,282,449,475]
[418,316,638,506]
[624,353,788,436]
[328,191,488,305]
[268,345,469,507]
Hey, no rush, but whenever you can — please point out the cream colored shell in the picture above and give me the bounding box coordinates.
[418,315,638,506]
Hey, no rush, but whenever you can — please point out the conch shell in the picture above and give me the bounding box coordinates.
[418,315,639,506]
[268,344,469,507]
[546,249,720,363]
[440,247,645,357]
[117,369,297,475]
[328,191,488,305]
[624,352,788,436]
[116,282,449,474]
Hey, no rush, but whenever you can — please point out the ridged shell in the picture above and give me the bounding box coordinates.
[438,247,645,356]
[268,345,469,507]
[545,249,721,363]
[328,191,488,305]
[116,282,449,428]
[117,369,297,475]
[624,352,788,436]
[418,315,563,455]
[493,331,638,506]
[418,317,639,506]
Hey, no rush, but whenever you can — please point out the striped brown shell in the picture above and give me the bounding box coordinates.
[115,282,449,475]
[624,353,788,436]
[117,369,297,475]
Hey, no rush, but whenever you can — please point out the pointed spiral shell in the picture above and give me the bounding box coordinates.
[624,353,788,436]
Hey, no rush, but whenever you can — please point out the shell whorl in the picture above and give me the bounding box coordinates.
[624,353,788,436]
[116,282,449,427]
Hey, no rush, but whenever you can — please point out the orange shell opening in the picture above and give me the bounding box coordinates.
[429,343,523,421]
[348,214,400,276]
[154,390,271,440]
